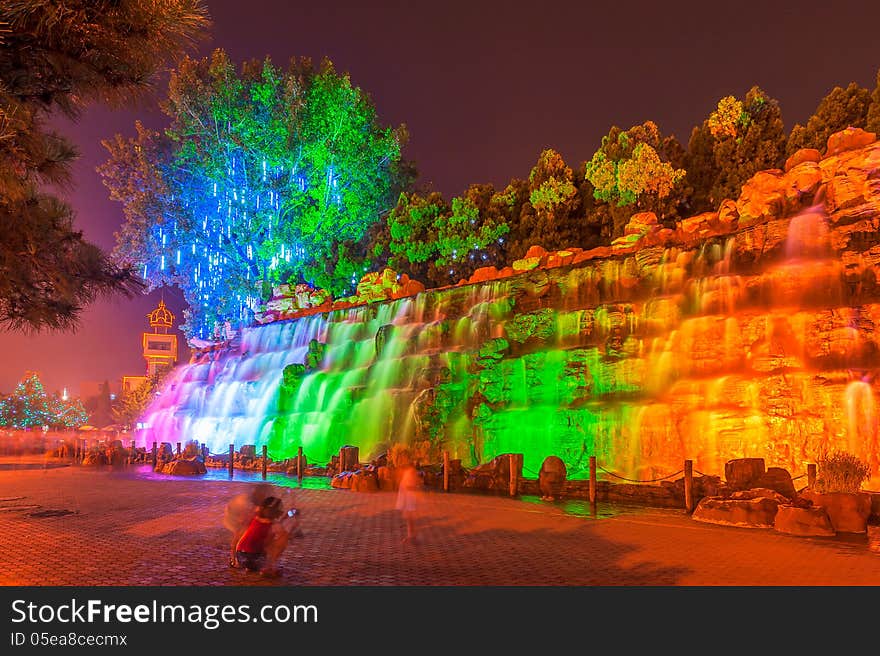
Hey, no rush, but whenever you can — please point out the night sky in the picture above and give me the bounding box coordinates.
[1,0,879,395]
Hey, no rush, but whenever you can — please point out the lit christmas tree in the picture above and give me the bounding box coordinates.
[48,393,89,430]
[100,50,407,338]
[0,371,52,428]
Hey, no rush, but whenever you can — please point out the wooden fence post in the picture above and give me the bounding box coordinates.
[684,459,694,513]
[807,463,817,489]
[176,442,181,457]
[297,446,304,483]
[228,444,234,479]
[262,444,268,480]
[443,450,450,492]
[151,442,157,468]
[589,456,597,507]
[509,453,522,497]
[129,440,136,465]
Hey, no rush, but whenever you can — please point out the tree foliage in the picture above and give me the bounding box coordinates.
[101,50,407,338]
[385,186,508,286]
[0,371,86,429]
[585,122,687,236]
[112,379,157,430]
[0,0,209,331]
[786,82,870,155]
[686,86,786,212]
[866,68,880,135]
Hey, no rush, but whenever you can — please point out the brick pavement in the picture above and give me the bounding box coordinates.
[1,457,879,586]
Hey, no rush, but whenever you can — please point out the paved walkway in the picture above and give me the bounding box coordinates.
[1,456,879,586]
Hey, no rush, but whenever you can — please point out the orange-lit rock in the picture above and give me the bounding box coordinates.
[624,211,659,236]
[572,247,611,264]
[736,169,788,227]
[678,213,713,239]
[406,279,425,295]
[692,492,782,528]
[611,233,642,252]
[785,148,822,172]
[825,127,876,157]
[512,256,541,272]
[497,266,514,278]
[716,199,739,231]
[784,161,822,199]
[773,504,835,536]
[801,490,872,533]
[525,245,548,259]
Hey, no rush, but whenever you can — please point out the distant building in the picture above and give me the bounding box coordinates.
[120,299,179,395]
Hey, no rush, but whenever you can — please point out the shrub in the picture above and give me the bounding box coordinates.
[814,451,871,493]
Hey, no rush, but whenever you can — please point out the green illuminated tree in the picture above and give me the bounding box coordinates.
[101,50,407,338]
[787,82,870,156]
[584,121,687,236]
[0,1,210,332]
[48,393,89,430]
[0,371,51,428]
[384,186,508,287]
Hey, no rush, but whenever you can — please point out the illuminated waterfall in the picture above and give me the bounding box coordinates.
[137,203,880,483]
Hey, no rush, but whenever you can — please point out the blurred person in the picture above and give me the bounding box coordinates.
[395,448,422,544]
[235,496,290,577]
[223,482,273,568]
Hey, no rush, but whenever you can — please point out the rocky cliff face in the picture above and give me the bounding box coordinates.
[159,128,880,485]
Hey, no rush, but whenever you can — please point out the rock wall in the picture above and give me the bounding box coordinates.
[148,129,880,485]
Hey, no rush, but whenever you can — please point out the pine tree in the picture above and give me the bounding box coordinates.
[786,82,870,156]
[867,68,880,135]
[0,371,51,428]
[0,1,210,332]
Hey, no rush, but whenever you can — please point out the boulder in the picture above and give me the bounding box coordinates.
[512,256,541,272]
[573,247,611,264]
[469,266,499,284]
[464,454,512,493]
[156,442,175,463]
[729,488,790,504]
[163,457,207,476]
[691,495,781,528]
[784,148,822,172]
[525,245,548,259]
[538,456,567,500]
[736,170,788,227]
[825,127,876,157]
[774,505,835,537]
[239,445,257,458]
[350,469,379,492]
[825,169,868,213]
[800,490,872,533]
[624,211,659,236]
[377,466,395,491]
[611,233,642,251]
[679,212,715,238]
[724,458,766,490]
[784,161,822,199]
[753,467,797,499]
[716,200,739,231]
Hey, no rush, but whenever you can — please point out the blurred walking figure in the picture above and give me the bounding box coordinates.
[394,446,421,544]
[223,482,273,568]
[235,495,289,577]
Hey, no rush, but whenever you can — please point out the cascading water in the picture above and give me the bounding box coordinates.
[138,202,880,484]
